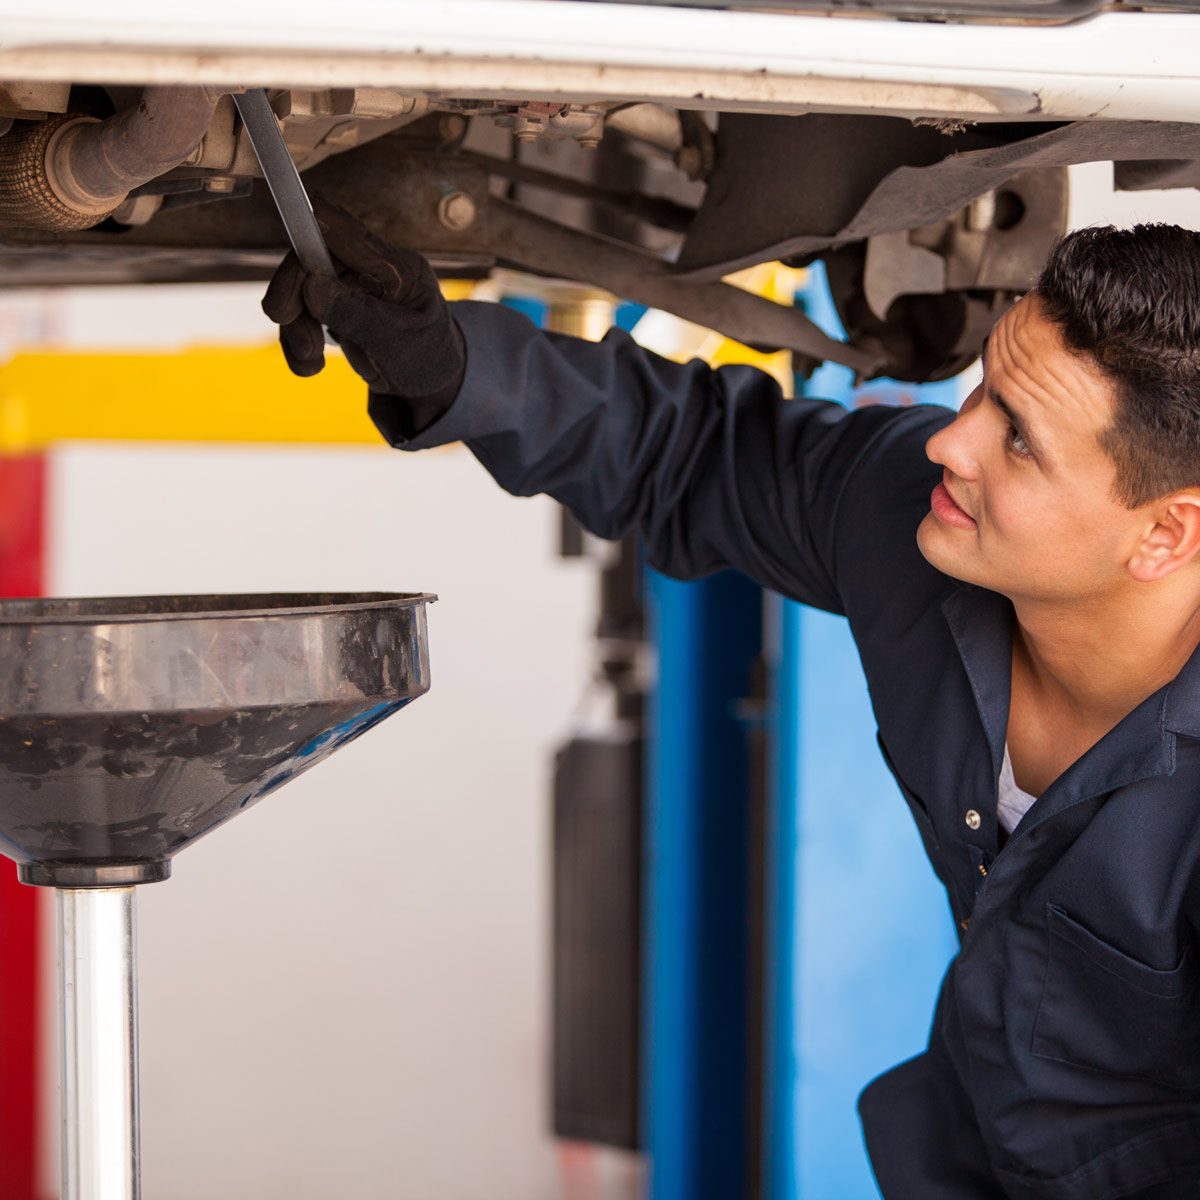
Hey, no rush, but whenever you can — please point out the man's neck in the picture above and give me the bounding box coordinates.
[1011,581,1200,729]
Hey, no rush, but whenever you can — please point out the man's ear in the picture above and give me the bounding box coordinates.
[1128,494,1200,583]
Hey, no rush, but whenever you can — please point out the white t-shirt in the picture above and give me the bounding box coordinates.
[998,743,1039,834]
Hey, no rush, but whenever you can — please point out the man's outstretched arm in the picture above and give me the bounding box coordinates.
[263,208,953,617]
[394,301,944,615]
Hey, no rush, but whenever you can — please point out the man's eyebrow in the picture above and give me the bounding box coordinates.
[978,331,1049,460]
[989,387,1044,458]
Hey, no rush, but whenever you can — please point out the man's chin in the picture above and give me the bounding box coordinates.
[916,511,981,585]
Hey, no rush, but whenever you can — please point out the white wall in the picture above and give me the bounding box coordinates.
[1069,161,1200,230]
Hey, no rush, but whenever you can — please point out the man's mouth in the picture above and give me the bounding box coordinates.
[930,479,977,531]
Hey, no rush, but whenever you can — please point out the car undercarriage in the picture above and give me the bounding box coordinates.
[1,2,1199,381]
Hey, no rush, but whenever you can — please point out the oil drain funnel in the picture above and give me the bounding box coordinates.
[0,592,434,1200]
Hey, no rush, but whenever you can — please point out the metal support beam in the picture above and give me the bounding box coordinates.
[490,200,881,375]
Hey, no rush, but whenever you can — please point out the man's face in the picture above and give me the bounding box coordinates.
[917,294,1143,604]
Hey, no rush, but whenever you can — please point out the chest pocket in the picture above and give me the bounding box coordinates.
[1032,903,1200,1092]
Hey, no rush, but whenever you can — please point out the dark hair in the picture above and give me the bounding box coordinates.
[1036,223,1200,508]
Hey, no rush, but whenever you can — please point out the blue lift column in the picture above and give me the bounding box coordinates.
[765,268,961,1199]
[642,268,963,1200]
[645,568,764,1200]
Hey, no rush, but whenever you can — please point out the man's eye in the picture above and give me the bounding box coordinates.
[1007,425,1032,458]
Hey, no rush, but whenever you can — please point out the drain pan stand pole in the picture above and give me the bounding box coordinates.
[58,887,140,1200]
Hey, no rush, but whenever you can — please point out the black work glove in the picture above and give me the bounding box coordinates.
[261,199,466,439]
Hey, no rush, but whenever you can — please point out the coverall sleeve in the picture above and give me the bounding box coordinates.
[376,300,953,616]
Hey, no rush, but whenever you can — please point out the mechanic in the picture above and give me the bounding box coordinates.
[264,211,1200,1200]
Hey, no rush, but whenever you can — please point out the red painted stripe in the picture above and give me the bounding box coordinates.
[0,454,46,1200]
[0,455,46,596]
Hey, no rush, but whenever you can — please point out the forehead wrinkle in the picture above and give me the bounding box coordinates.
[991,300,1111,453]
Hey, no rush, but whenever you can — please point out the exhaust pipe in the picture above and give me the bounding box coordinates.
[0,86,221,232]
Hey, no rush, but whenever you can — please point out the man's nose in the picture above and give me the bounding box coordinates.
[926,388,982,479]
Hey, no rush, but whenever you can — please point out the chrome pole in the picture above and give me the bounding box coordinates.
[57,886,141,1200]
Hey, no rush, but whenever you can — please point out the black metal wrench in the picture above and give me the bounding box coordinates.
[233,88,338,341]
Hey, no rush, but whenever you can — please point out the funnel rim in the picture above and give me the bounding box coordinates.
[0,591,437,626]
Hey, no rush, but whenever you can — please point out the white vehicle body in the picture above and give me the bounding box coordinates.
[0,0,1197,378]
[0,0,1195,122]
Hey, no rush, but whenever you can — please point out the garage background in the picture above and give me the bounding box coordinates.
[0,162,1197,1200]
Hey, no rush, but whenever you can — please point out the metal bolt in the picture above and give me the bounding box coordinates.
[438,113,467,142]
[512,115,546,144]
[966,191,996,232]
[964,809,981,831]
[204,175,236,193]
[436,189,477,232]
[675,144,703,180]
[110,194,163,227]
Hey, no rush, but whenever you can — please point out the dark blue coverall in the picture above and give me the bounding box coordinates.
[373,302,1200,1200]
